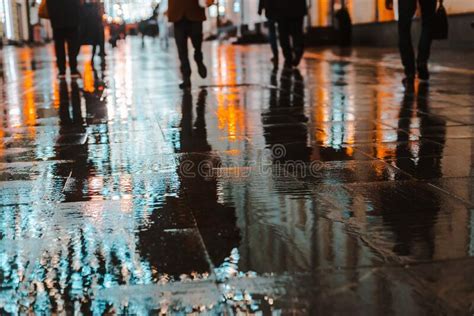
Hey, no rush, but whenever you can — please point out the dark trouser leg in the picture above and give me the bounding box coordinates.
[58,81,70,122]
[398,0,417,76]
[277,20,293,66]
[290,17,305,66]
[417,0,436,66]
[189,21,204,65]
[65,27,80,71]
[268,19,279,59]
[53,28,67,73]
[174,19,191,79]
[99,28,106,57]
[70,80,83,124]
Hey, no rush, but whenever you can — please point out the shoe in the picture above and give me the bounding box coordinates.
[197,62,207,79]
[283,60,293,69]
[179,79,191,90]
[70,70,81,79]
[417,63,430,81]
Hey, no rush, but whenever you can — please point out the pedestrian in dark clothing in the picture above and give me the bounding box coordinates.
[168,0,210,89]
[80,2,106,62]
[267,0,307,68]
[258,0,279,68]
[386,0,437,85]
[47,0,82,79]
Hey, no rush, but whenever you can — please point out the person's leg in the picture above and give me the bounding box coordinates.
[189,21,203,60]
[290,17,305,67]
[99,26,106,57]
[417,0,437,80]
[53,28,67,75]
[398,0,417,78]
[277,19,293,68]
[268,19,279,62]
[189,20,207,78]
[174,19,191,87]
[65,27,80,74]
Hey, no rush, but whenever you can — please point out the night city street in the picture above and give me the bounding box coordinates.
[0,38,473,314]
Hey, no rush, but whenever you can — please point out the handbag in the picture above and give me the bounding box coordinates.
[38,0,49,19]
[432,0,448,40]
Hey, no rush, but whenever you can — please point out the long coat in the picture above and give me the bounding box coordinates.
[258,0,272,19]
[80,3,104,45]
[167,0,206,23]
[46,0,81,29]
[266,0,308,20]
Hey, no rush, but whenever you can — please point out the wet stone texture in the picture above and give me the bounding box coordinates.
[1,40,474,315]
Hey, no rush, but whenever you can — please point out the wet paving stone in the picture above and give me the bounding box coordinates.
[92,280,222,314]
[380,117,465,129]
[316,181,474,262]
[310,145,374,161]
[1,40,474,314]
[299,160,412,184]
[185,168,386,272]
[0,161,73,181]
[429,177,474,205]
[55,133,88,145]
[388,155,474,179]
[0,179,66,206]
[138,228,212,278]
[354,139,449,160]
[412,125,474,140]
[442,138,474,153]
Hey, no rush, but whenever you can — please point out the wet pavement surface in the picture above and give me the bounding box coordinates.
[1,39,474,315]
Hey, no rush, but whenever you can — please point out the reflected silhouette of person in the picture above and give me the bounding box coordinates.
[83,63,108,124]
[139,90,240,276]
[415,84,447,178]
[262,68,310,163]
[179,90,241,266]
[395,83,447,179]
[55,80,90,202]
[179,90,212,153]
[58,80,84,130]
[384,83,447,258]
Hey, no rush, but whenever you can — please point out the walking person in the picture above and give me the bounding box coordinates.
[157,0,170,49]
[168,0,212,89]
[81,1,105,63]
[258,0,279,68]
[47,0,82,79]
[268,0,308,69]
[386,0,437,85]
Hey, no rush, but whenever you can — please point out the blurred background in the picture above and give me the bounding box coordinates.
[0,0,473,48]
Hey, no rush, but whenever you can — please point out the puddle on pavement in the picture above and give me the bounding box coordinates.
[1,41,474,314]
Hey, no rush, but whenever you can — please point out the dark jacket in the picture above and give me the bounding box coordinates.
[47,0,81,29]
[266,0,308,20]
[258,0,271,18]
[168,0,206,23]
[80,3,104,45]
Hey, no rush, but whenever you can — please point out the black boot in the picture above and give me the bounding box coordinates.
[197,61,207,79]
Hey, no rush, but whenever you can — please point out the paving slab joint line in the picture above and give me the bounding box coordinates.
[426,182,474,208]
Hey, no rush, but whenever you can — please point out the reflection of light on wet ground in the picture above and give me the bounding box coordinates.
[1,38,474,314]
[216,89,246,142]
